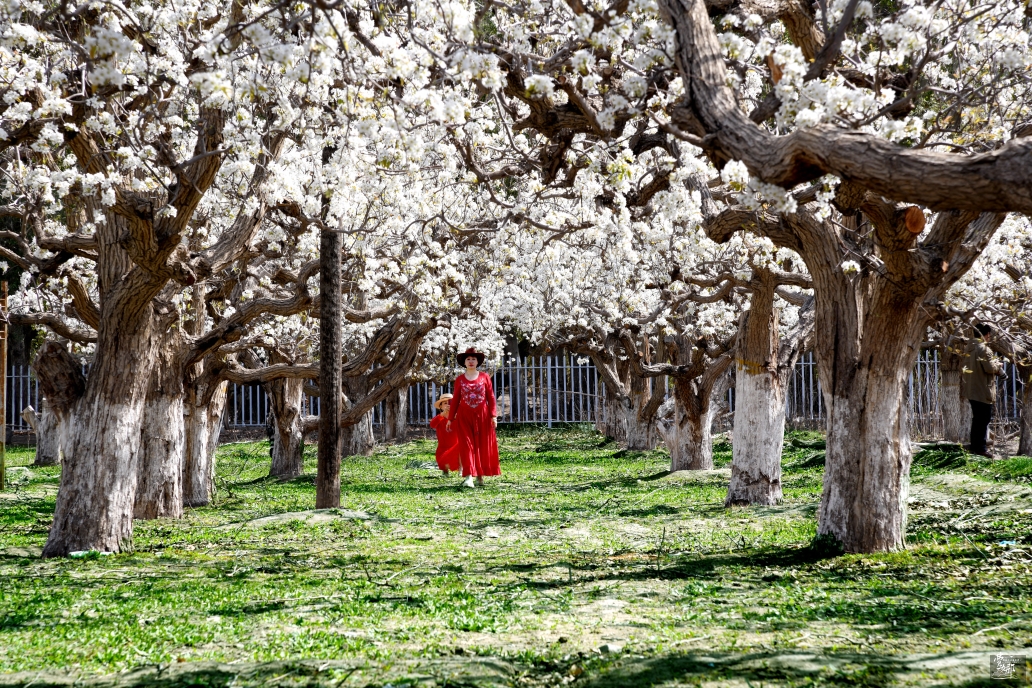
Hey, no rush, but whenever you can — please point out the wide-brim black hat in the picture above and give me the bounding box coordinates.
[457,347,486,367]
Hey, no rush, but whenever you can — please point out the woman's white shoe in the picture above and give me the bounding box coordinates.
[461,476,475,488]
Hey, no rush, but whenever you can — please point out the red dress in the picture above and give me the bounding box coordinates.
[446,372,500,477]
[429,414,460,472]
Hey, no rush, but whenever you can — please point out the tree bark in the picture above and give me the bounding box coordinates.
[940,346,969,444]
[317,227,343,508]
[342,376,375,456]
[134,345,185,520]
[598,384,627,443]
[42,309,160,556]
[726,281,813,506]
[1018,364,1032,457]
[183,378,228,507]
[624,373,661,450]
[26,402,63,466]
[267,372,306,479]
[668,385,716,470]
[384,386,408,442]
[343,413,375,456]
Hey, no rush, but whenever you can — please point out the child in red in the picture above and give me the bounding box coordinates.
[429,394,460,475]
[446,347,500,488]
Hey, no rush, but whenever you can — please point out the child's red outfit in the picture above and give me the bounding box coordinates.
[429,414,460,472]
[447,372,501,477]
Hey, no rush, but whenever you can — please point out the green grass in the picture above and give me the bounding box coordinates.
[1,429,1031,687]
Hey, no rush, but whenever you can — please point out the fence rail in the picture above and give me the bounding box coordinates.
[6,351,1025,441]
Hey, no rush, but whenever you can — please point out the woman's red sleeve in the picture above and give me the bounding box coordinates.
[429,414,443,429]
[447,377,462,420]
[485,373,497,417]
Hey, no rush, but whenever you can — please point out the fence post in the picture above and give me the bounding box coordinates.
[546,355,553,428]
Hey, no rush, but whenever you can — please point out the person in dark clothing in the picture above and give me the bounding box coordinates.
[963,323,1003,456]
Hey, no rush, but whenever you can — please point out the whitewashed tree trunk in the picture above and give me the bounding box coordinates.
[728,367,785,504]
[669,392,714,471]
[134,345,186,520]
[183,380,228,507]
[812,274,926,552]
[652,332,733,473]
[27,403,63,466]
[268,375,305,479]
[726,280,812,506]
[134,392,185,520]
[40,316,160,556]
[820,368,914,552]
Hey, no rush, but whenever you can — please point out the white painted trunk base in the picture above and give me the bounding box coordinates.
[183,382,228,507]
[668,397,713,471]
[33,405,64,466]
[44,398,147,555]
[819,373,912,552]
[727,369,785,506]
[344,412,375,457]
[134,394,185,520]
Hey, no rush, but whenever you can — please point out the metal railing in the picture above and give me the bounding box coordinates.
[5,351,1026,439]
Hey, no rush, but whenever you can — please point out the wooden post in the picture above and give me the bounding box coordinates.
[1,282,7,491]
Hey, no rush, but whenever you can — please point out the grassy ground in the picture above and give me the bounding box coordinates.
[1,429,1031,687]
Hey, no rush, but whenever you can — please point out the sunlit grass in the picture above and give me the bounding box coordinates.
[1,427,1029,686]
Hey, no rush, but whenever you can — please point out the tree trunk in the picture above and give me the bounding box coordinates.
[624,374,661,450]
[726,277,797,507]
[384,386,408,442]
[42,313,160,556]
[268,374,305,479]
[727,364,785,504]
[669,388,714,471]
[1018,364,1032,457]
[343,411,375,456]
[134,348,185,520]
[813,285,923,553]
[820,367,913,552]
[941,347,969,444]
[598,387,627,443]
[317,226,343,508]
[183,379,228,507]
[134,394,185,519]
[28,402,63,466]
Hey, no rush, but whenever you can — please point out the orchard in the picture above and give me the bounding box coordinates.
[0,0,1030,684]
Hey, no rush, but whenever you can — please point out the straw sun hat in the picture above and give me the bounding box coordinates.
[433,394,454,410]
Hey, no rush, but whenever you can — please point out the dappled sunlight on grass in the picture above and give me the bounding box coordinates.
[1,427,1030,686]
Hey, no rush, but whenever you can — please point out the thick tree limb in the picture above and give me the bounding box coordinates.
[9,312,97,343]
[660,0,1032,213]
[222,362,319,383]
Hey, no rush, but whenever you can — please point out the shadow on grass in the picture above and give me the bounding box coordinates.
[581,649,1001,688]
[0,657,515,688]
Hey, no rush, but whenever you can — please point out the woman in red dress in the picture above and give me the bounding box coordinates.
[446,347,500,487]
[428,394,460,474]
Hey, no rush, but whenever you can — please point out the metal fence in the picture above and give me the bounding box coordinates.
[408,355,601,427]
[5,351,1026,439]
[5,366,41,432]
